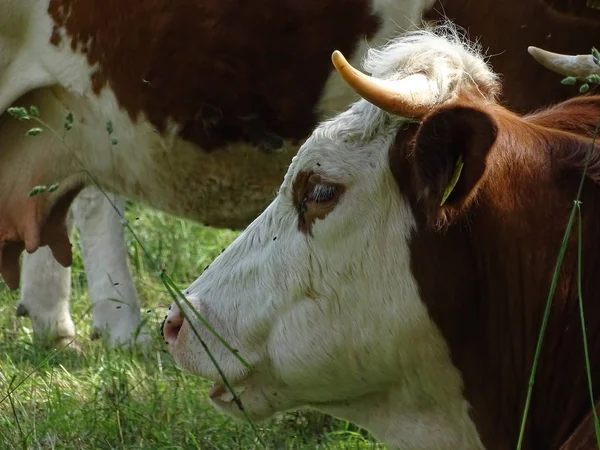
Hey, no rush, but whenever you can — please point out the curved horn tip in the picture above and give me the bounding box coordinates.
[527,46,547,58]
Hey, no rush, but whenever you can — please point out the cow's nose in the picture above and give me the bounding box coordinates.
[162,306,184,345]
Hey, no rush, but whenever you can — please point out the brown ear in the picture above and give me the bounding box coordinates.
[410,104,498,228]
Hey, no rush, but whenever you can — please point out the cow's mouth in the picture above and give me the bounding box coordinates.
[207,378,277,421]
[208,383,248,404]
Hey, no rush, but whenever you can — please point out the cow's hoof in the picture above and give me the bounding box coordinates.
[15,303,29,317]
[51,336,82,353]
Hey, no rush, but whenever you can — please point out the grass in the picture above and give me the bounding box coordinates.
[0,200,382,450]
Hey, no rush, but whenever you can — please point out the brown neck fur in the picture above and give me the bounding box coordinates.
[392,96,600,449]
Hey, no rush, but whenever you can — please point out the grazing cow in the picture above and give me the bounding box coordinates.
[14,0,600,349]
[162,27,600,450]
[0,0,431,347]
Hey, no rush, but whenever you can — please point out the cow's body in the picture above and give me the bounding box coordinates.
[162,25,600,449]
[1,0,433,345]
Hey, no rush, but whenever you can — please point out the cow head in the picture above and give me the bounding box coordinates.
[163,26,501,449]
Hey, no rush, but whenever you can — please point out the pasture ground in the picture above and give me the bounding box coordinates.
[0,201,382,449]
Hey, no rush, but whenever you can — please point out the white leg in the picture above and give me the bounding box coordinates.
[17,210,76,348]
[71,186,149,348]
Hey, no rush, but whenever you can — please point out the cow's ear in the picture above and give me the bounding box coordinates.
[410,104,498,228]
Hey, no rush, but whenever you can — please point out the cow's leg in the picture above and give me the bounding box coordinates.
[72,186,149,348]
[17,210,77,348]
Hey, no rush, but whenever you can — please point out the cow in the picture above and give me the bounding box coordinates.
[0,0,435,347]
[11,0,599,350]
[161,26,600,450]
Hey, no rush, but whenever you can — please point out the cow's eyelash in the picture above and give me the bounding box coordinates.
[307,184,337,203]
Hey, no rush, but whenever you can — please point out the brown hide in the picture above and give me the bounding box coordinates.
[425,0,600,112]
[391,95,600,449]
[48,0,380,151]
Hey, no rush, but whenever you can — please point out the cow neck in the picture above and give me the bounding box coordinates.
[400,103,600,449]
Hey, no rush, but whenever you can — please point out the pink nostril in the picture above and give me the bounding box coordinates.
[163,310,184,345]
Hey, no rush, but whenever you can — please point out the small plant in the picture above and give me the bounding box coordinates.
[560,47,600,93]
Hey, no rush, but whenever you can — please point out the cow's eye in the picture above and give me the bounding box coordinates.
[307,184,337,203]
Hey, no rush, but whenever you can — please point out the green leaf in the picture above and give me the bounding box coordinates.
[592,47,600,66]
[561,76,577,86]
[587,74,600,85]
[28,185,47,197]
[48,183,59,193]
[111,137,119,146]
[440,154,464,206]
[28,106,39,118]
[580,83,590,93]
[106,120,114,135]
[26,128,43,136]
[7,107,29,120]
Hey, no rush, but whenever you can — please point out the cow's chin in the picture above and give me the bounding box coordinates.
[207,377,292,422]
[167,326,292,421]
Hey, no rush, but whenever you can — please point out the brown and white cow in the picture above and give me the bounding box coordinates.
[1,0,432,347]
[12,0,599,349]
[162,26,600,449]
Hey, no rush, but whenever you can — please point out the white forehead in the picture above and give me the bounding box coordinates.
[279,109,398,202]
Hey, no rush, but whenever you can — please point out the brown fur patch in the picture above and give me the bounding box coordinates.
[390,95,600,449]
[47,0,380,151]
[424,0,600,113]
[559,398,600,450]
[292,171,345,235]
[546,0,600,17]
[49,26,61,46]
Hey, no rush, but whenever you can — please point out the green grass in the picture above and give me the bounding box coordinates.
[0,201,382,450]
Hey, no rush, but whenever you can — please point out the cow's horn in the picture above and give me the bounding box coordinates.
[527,46,600,79]
[331,50,434,118]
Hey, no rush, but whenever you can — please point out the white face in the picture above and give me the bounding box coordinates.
[164,103,451,421]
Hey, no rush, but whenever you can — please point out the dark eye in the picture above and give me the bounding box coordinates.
[307,184,337,203]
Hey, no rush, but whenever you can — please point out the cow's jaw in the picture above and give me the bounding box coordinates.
[321,386,484,450]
